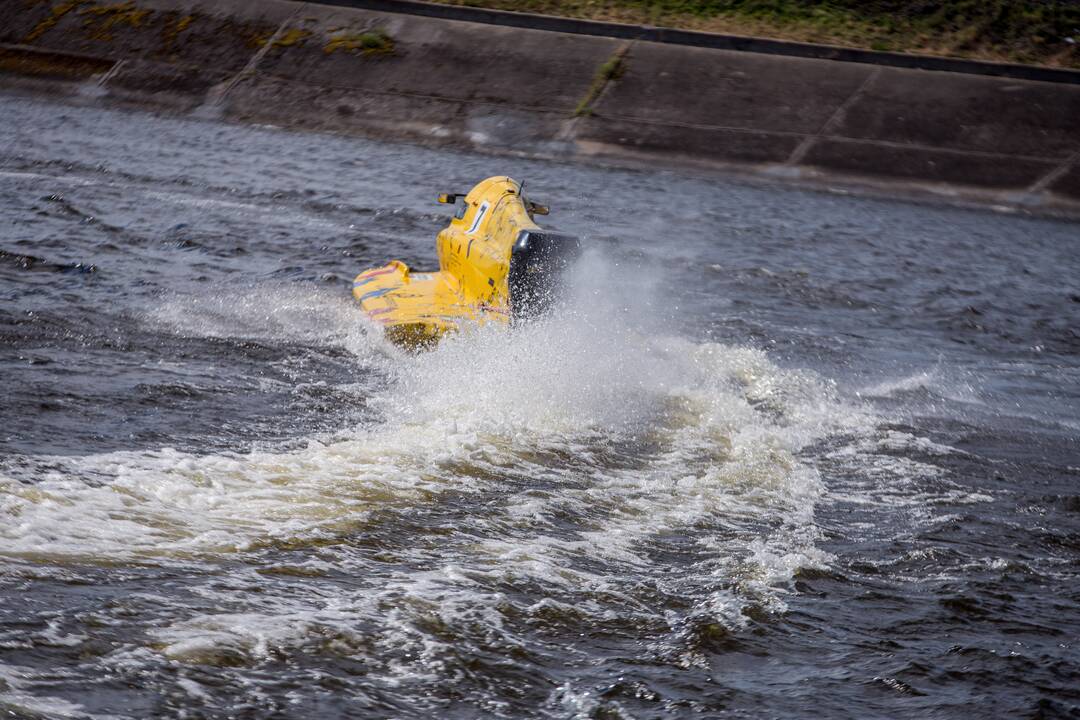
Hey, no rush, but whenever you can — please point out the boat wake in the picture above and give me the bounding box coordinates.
[1,251,874,707]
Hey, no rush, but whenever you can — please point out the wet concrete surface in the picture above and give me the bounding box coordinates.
[2,0,1079,206]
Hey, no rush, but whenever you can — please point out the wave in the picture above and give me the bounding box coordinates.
[1,253,876,681]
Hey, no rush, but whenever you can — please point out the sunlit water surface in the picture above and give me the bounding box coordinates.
[1,93,1078,719]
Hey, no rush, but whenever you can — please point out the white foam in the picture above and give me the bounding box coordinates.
[862,369,941,398]
[860,367,983,405]
[0,663,89,719]
[145,282,375,352]
[1,260,905,679]
[875,430,964,456]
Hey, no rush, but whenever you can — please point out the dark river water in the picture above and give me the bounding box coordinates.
[1,91,1078,719]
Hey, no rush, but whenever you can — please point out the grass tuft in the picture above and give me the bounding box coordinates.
[324,27,396,56]
[574,47,627,116]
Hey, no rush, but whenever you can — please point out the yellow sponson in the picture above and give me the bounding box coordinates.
[353,176,578,349]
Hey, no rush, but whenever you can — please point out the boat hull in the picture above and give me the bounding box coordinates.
[353,177,576,349]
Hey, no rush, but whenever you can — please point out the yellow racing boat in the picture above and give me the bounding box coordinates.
[352,176,579,348]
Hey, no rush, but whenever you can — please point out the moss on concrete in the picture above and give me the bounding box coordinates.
[24,0,88,43]
[574,46,626,117]
[271,27,312,48]
[324,28,395,56]
[161,13,195,46]
[80,1,153,42]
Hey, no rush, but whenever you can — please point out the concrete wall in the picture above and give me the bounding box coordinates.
[3,0,1079,209]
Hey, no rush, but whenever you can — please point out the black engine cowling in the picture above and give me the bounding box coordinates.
[507,230,581,320]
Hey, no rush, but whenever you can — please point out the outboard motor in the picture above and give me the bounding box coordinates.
[507,229,581,320]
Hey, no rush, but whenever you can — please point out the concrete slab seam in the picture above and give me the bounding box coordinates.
[1026,150,1080,193]
[95,58,125,87]
[558,40,633,141]
[786,66,881,166]
[587,111,1064,164]
[205,3,308,108]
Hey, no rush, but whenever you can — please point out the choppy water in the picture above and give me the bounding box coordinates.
[1,91,1078,719]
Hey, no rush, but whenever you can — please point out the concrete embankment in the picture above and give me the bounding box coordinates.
[3,0,1080,210]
